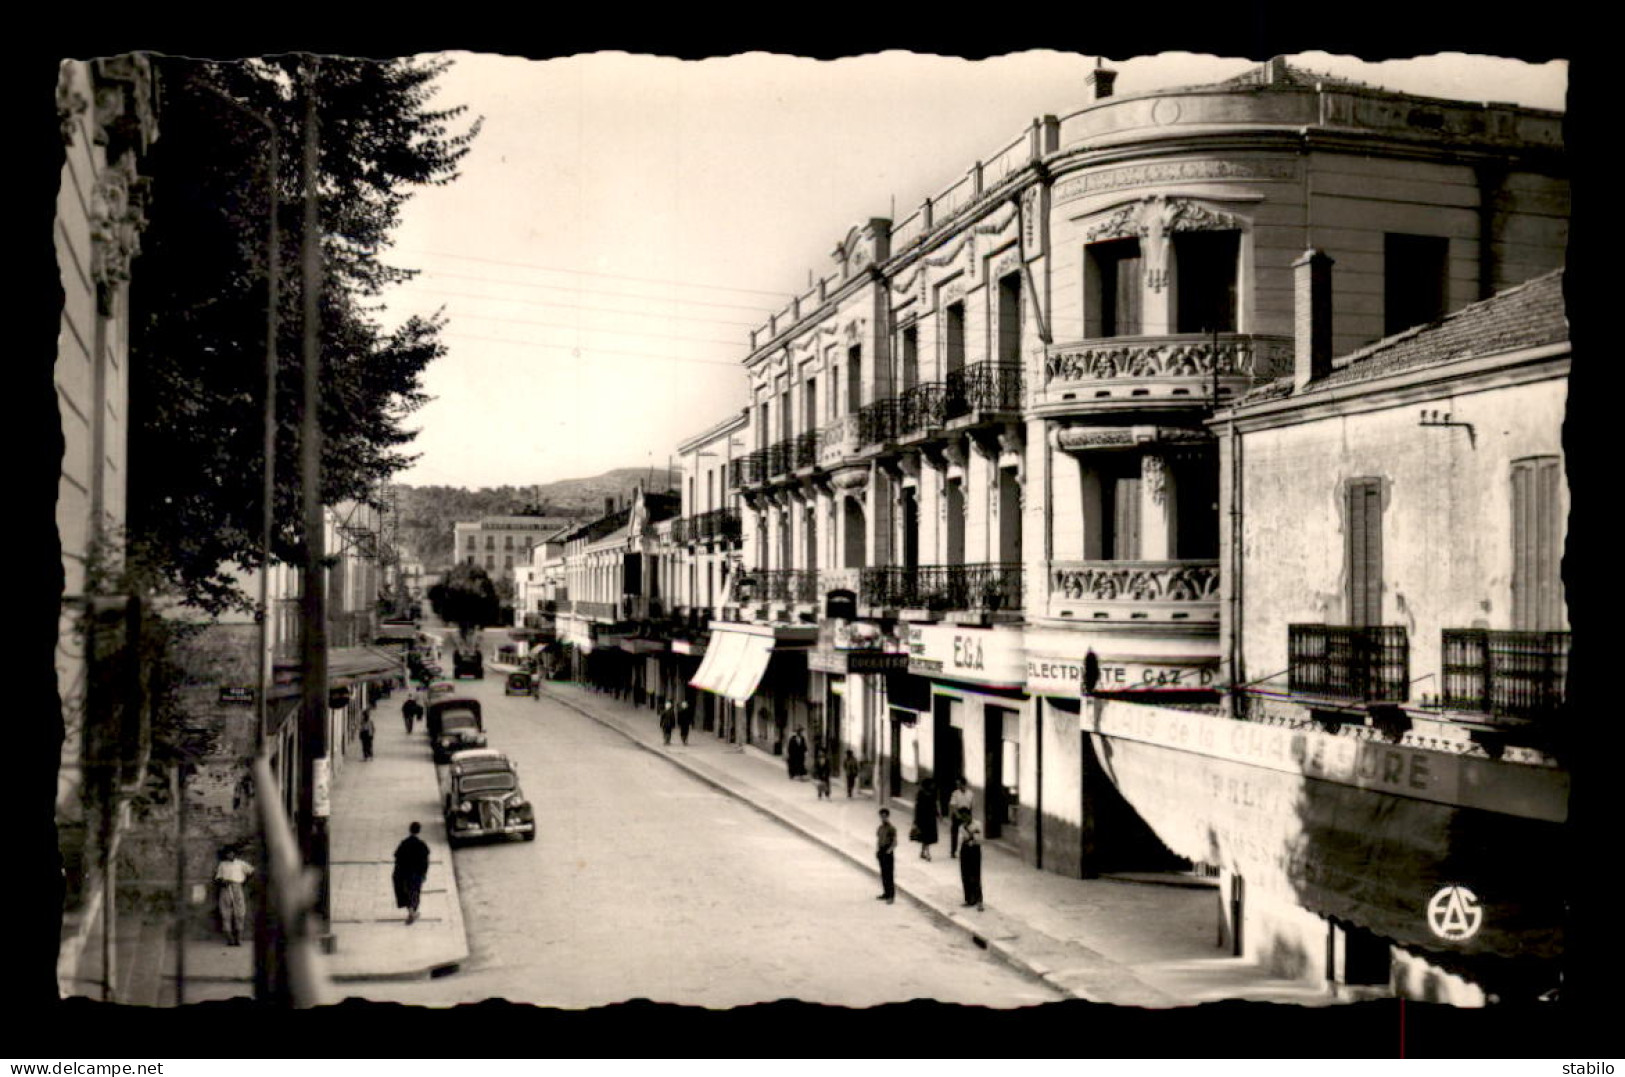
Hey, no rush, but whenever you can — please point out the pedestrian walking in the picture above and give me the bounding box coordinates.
[948,777,974,858]
[359,712,375,760]
[393,821,431,926]
[676,700,693,745]
[911,778,939,860]
[875,808,897,904]
[843,749,861,797]
[786,727,808,780]
[659,702,677,746]
[214,848,253,947]
[402,696,422,734]
[957,807,984,910]
[813,748,832,799]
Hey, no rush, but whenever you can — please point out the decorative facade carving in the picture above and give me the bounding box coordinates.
[1050,561,1220,603]
[1054,158,1298,204]
[89,160,151,313]
[1142,453,1167,505]
[1054,424,1208,454]
[831,465,869,493]
[1083,195,1242,292]
[1044,334,1292,384]
[57,63,88,146]
[1021,185,1041,249]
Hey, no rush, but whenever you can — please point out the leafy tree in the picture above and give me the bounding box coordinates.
[427,561,500,635]
[126,56,481,615]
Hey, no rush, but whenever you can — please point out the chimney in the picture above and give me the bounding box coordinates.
[1087,65,1117,101]
[1293,249,1335,390]
[1266,56,1291,85]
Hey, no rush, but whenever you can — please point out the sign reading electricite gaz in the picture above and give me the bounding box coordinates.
[1088,659,1221,693]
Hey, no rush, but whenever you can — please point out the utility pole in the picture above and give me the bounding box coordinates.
[296,58,332,941]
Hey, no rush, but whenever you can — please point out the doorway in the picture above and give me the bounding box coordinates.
[932,694,963,816]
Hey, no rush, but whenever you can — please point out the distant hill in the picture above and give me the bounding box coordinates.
[390,467,678,570]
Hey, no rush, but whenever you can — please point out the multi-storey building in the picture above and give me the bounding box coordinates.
[557,489,680,703]
[452,515,576,578]
[514,527,568,630]
[1177,266,1567,1003]
[53,55,161,996]
[675,56,1568,1000]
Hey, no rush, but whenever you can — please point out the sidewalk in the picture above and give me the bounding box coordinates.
[323,702,470,981]
[536,675,1342,1008]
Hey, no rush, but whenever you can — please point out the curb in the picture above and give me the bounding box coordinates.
[538,683,1090,1001]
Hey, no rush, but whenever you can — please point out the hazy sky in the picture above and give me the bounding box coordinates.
[378,50,1567,489]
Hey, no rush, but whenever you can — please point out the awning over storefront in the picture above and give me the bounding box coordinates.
[1088,721,1566,980]
[689,627,787,704]
[720,632,775,705]
[328,646,404,682]
[690,628,746,695]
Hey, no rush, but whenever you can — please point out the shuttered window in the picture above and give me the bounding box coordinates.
[1512,456,1564,631]
[1346,478,1383,626]
[1104,466,1142,562]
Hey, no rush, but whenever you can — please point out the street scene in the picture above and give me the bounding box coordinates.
[40,44,1581,1042]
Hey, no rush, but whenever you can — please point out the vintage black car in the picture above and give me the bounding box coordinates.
[426,696,487,764]
[504,671,534,696]
[453,648,484,679]
[443,750,534,846]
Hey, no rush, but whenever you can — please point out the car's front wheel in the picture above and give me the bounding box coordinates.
[523,830,536,841]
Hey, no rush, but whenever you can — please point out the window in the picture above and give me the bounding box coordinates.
[944,302,966,375]
[504,535,513,549]
[485,536,495,550]
[803,376,817,434]
[1384,234,1449,336]
[1345,478,1384,626]
[1101,459,1142,561]
[1088,239,1143,338]
[997,273,1023,363]
[1174,231,1239,333]
[899,325,918,391]
[847,345,863,413]
[1512,456,1564,631]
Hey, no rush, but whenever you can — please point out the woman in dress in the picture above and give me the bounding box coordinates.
[912,778,939,860]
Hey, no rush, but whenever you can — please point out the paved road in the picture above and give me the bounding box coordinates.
[360,675,1061,1008]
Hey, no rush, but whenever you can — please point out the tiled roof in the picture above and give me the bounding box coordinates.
[1243,270,1566,404]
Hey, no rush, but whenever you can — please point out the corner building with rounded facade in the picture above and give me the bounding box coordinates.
[695,57,1566,1001]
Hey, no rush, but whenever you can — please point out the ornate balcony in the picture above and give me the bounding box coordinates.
[736,568,820,606]
[1039,333,1292,410]
[818,413,862,468]
[1288,624,1410,703]
[861,563,1023,613]
[858,398,903,447]
[691,507,741,543]
[945,361,1023,421]
[790,430,821,471]
[1048,559,1220,623]
[1441,629,1569,722]
[897,382,948,439]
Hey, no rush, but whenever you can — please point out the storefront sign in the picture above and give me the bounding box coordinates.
[1087,659,1221,693]
[1428,885,1484,941]
[219,686,256,706]
[906,624,1025,687]
[1026,657,1083,697]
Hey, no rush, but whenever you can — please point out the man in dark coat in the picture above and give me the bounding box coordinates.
[875,808,897,904]
[676,700,693,745]
[786,728,808,780]
[402,697,422,734]
[393,821,431,925]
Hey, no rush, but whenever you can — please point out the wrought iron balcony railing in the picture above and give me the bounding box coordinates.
[688,507,741,543]
[945,361,1023,419]
[859,563,1023,612]
[1442,628,1569,721]
[735,568,820,605]
[858,398,903,447]
[766,439,793,479]
[1288,624,1410,703]
[897,382,948,438]
[790,430,821,471]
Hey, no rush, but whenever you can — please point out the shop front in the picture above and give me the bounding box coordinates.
[897,622,1029,839]
[688,623,815,752]
[1083,698,1567,999]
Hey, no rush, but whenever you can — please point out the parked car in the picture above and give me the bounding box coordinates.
[443,750,534,846]
[453,648,484,679]
[505,671,534,696]
[426,680,456,700]
[426,696,486,764]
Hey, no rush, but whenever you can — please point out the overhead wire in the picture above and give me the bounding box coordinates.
[393,247,796,300]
